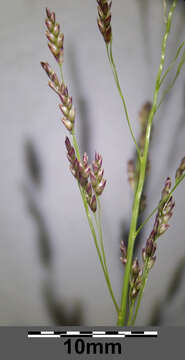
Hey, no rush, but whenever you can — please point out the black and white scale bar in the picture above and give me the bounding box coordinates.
[28,330,158,339]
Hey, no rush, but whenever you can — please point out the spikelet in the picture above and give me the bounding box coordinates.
[45,8,64,64]
[97,0,112,43]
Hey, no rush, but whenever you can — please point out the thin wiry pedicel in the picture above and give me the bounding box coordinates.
[45,8,64,64]
[97,0,112,43]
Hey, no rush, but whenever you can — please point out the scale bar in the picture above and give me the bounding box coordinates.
[28,330,158,339]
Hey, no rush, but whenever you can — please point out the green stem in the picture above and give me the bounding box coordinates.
[79,175,119,313]
[59,63,64,83]
[71,130,119,313]
[57,47,117,311]
[94,200,119,312]
[106,42,141,157]
[117,156,146,325]
[127,300,135,326]
[117,0,177,326]
[58,37,120,310]
[159,41,185,87]
[71,130,81,160]
[163,0,167,24]
[96,198,108,271]
[157,46,185,110]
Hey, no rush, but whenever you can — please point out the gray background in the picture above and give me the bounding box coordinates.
[1,0,185,325]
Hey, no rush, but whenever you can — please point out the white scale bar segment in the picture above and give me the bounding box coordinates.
[93,335,125,338]
[66,331,80,335]
[28,335,60,338]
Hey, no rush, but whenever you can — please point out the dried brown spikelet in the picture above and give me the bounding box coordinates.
[97,0,112,43]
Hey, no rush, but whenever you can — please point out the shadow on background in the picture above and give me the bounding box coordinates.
[149,255,185,325]
[67,43,92,158]
[23,139,83,325]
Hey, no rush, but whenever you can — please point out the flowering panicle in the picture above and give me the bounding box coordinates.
[40,61,75,132]
[142,177,175,270]
[65,137,90,184]
[40,62,61,94]
[45,8,64,64]
[142,230,157,270]
[97,0,112,43]
[65,138,106,212]
[58,84,75,132]
[156,177,175,236]
[90,152,106,196]
[65,137,96,211]
[130,258,142,299]
[175,156,185,181]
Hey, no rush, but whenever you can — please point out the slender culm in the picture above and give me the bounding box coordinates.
[39,0,185,327]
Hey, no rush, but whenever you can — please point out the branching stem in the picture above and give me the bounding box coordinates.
[136,171,185,237]
[106,41,141,157]
[59,61,119,313]
[71,132,119,314]
[117,0,177,326]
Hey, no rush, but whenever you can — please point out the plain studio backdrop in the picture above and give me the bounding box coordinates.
[1,0,185,325]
